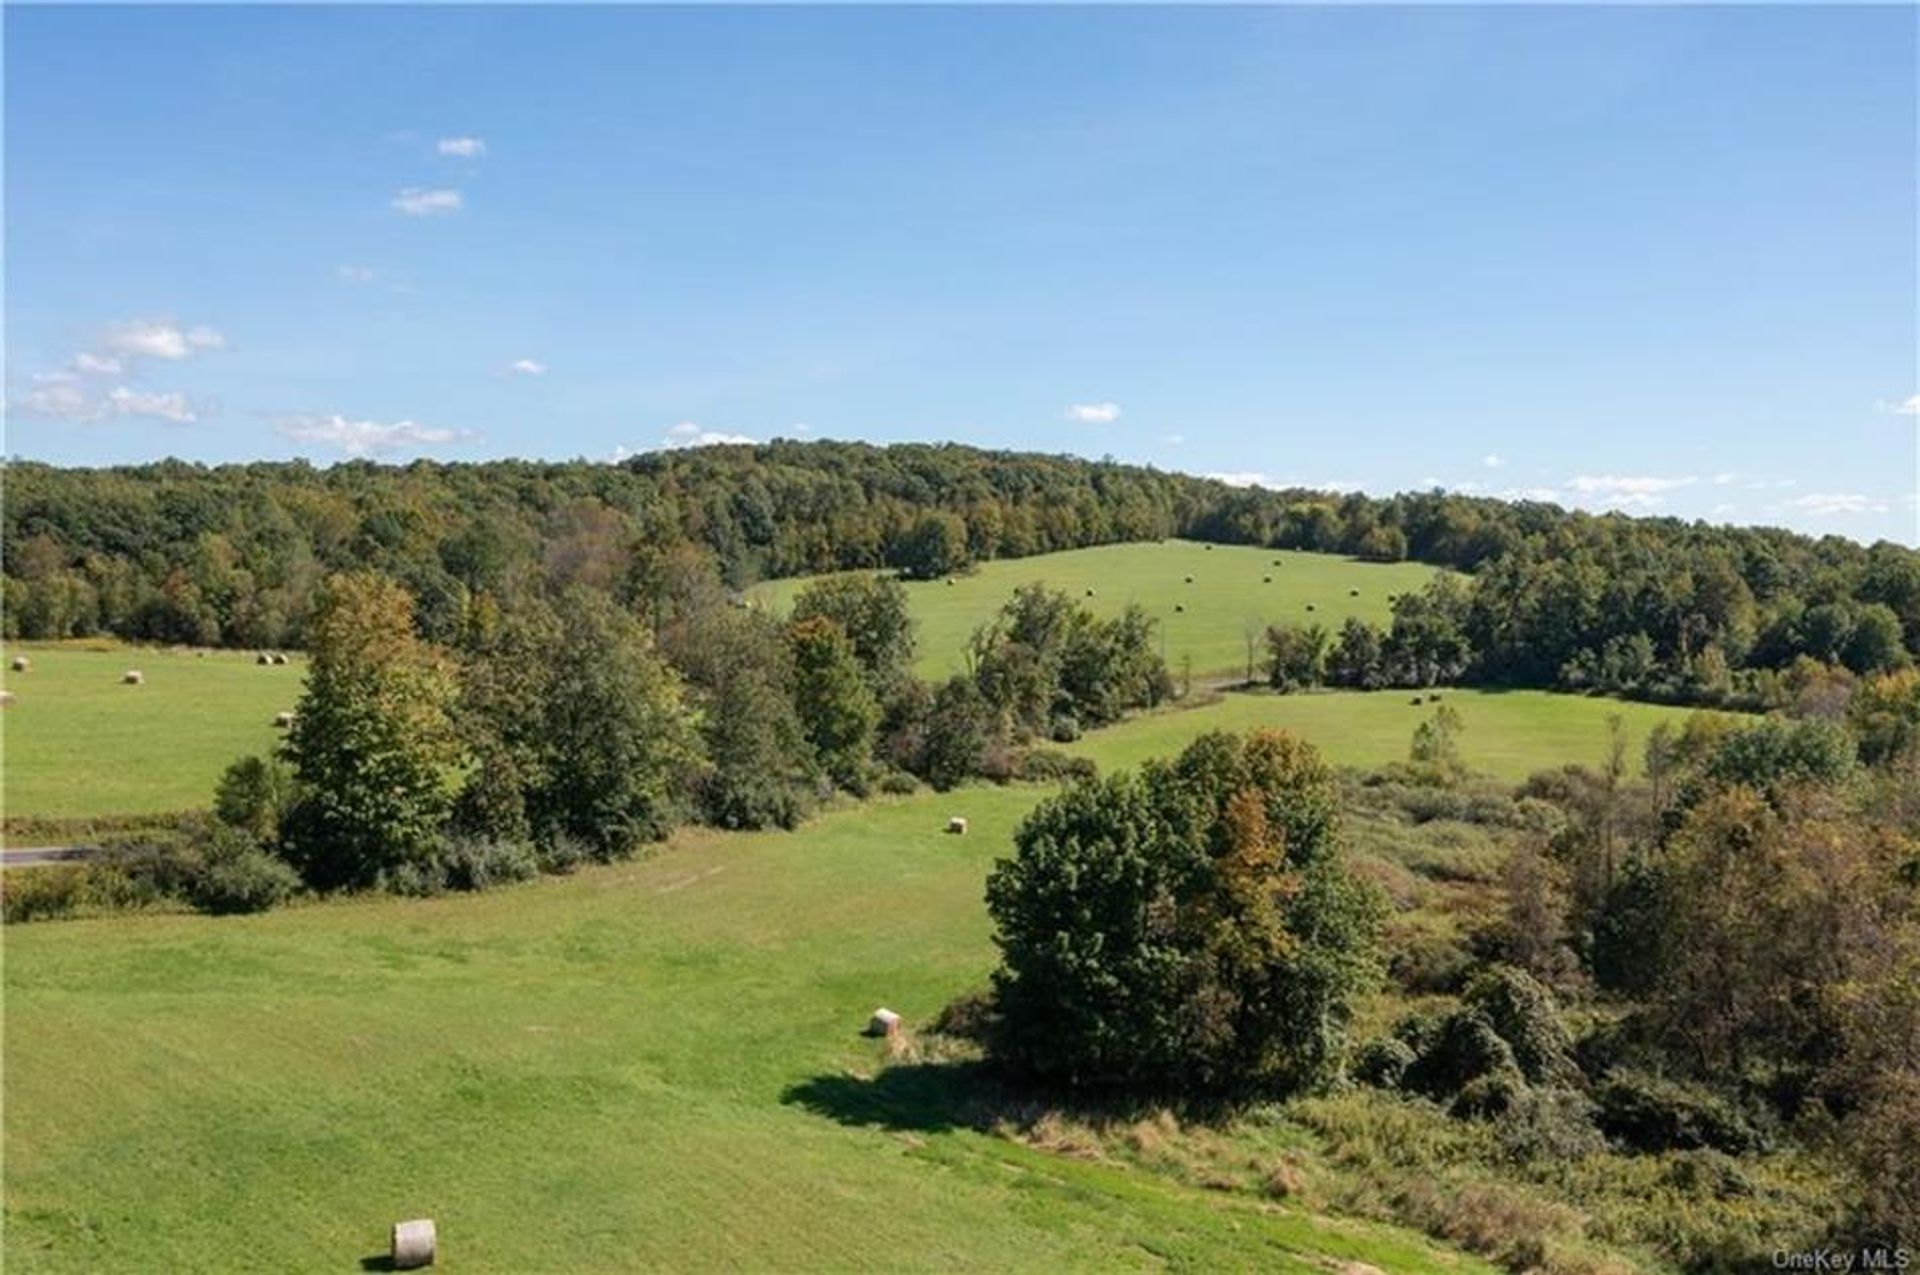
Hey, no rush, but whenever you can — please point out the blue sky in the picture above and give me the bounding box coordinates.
[5,5,1916,541]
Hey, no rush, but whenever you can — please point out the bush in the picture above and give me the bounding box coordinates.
[1594,1069,1765,1155]
[1047,715,1081,743]
[213,754,296,840]
[536,831,593,876]
[1403,1009,1519,1100]
[875,768,920,796]
[1449,1067,1527,1119]
[434,834,539,892]
[1352,1036,1417,1089]
[187,828,300,915]
[1016,748,1098,784]
[1494,1086,1604,1162]
[2,866,86,923]
[1461,965,1575,1085]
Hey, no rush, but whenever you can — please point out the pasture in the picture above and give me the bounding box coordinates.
[2,786,1489,1273]
[2,643,302,823]
[1073,687,1706,783]
[751,541,1444,681]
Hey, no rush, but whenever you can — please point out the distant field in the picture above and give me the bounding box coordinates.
[1073,686,1710,783]
[2,643,302,822]
[751,540,1445,681]
[3,788,1489,1273]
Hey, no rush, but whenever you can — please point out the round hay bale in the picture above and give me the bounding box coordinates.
[1085,588,1095,598]
[1305,603,1316,612]
[1174,604,1185,613]
[391,1218,436,1270]
[1184,576,1194,584]
[867,1008,902,1038]
[1204,544,1214,551]
[1410,696,1424,706]
[122,670,144,685]
[274,711,296,728]
[256,652,271,665]
[1349,588,1360,597]
[272,653,290,666]
[946,816,969,835]
[10,656,28,673]
[1262,576,1272,584]
[0,691,16,707]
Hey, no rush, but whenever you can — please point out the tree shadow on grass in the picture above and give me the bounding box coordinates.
[781,1061,1000,1135]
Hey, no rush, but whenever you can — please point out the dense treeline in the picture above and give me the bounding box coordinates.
[11,441,1920,709]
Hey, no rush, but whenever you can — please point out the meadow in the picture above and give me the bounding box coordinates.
[750,540,1444,681]
[2,643,302,824]
[1073,687,1701,782]
[3,785,1490,1273]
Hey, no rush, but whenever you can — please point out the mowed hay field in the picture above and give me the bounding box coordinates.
[1074,688,1706,783]
[3,786,1491,1274]
[751,541,1446,681]
[2,643,303,823]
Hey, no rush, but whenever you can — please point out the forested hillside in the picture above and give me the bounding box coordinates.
[9,440,1920,706]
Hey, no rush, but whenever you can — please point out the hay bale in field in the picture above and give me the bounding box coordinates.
[1305,603,1316,612]
[946,577,957,586]
[1262,576,1272,584]
[391,1218,436,1270]
[866,1008,902,1038]
[1410,696,1424,706]
[271,652,289,665]
[947,816,969,835]
[1184,575,1194,584]
[0,691,15,707]
[10,656,28,673]
[274,711,296,728]
[1349,588,1360,597]
[256,652,271,665]
[122,670,144,685]
[1204,544,1214,551]
[1085,588,1096,598]
[1174,604,1185,613]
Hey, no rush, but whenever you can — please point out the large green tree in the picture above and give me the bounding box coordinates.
[789,615,880,793]
[281,572,461,889]
[985,729,1380,1094]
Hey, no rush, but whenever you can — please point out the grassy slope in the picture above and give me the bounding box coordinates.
[2,643,301,821]
[751,540,1444,681]
[4,789,1488,1274]
[1074,688,1701,783]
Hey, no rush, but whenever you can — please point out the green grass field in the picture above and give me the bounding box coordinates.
[3,787,1492,1273]
[1073,687,1703,783]
[751,541,1445,681]
[2,643,303,823]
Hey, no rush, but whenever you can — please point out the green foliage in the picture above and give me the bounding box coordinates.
[1460,965,1576,1086]
[1408,704,1466,777]
[1,865,88,923]
[789,572,916,695]
[213,754,296,840]
[1593,1070,1764,1155]
[898,510,972,580]
[985,729,1380,1095]
[672,606,815,830]
[463,589,700,859]
[187,825,301,915]
[920,675,991,791]
[280,572,460,890]
[788,615,881,792]
[1264,623,1328,692]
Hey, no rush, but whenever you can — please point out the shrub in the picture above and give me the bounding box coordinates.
[536,831,593,876]
[1403,1009,1519,1100]
[874,768,920,796]
[1461,965,1576,1085]
[434,834,539,892]
[1450,1067,1527,1119]
[213,754,297,840]
[1352,1036,1417,1090]
[2,866,86,923]
[1017,748,1097,784]
[187,828,300,915]
[1494,1086,1604,1162]
[1594,1069,1765,1155]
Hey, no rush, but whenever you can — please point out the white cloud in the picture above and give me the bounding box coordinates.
[1787,492,1890,517]
[336,265,377,284]
[275,413,473,457]
[72,352,123,376]
[1162,433,1185,446]
[506,358,548,376]
[391,187,462,216]
[1564,473,1697,510]
[1712,503,1737,516]
[661,421,757,449]
[437,136,487,158]
[1064,402,1121,425]
[1482,453,1504,468]
[106,387,197,424]
[101,319,224,361]
[1882,395,1920,416]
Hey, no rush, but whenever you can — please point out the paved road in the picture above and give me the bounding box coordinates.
[1,846,101,869]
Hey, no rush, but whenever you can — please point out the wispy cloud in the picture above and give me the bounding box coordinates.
[1787,492,1889,517]
[1876,394,1920,416]
[391,187,462,216]
[1482,453,1504,468]
[336,265,377,284]
[437,136,487,159]
[1564,473,1697,510]
[275,413,474,457]
[506,358,548,376]
[661,421,756,449]
[105,387,198,424]
[1162,432,1185,446]
[102,319,224,361]
[1064,402,1121,425]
